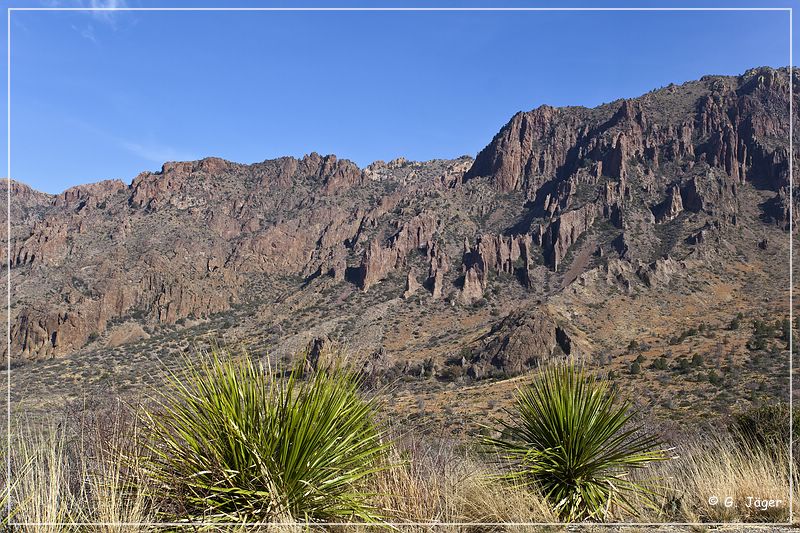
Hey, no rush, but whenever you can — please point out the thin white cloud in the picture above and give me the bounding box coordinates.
[63,117,195,165]
[69,0,130,41]
[88,0,128,26]
[119,140,196,165]
[89,0,127,8]
[71,23,97,43]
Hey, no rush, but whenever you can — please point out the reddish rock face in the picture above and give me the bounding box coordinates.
[427,241,449,299]
[464,105,586,195]
[356,212,441,291]
[652,184,684,223]
[459,233,532,301]
[468,67,792,197]
[56,179,126,209]
[3,153,471,360]
[403,270,421,299]
[466,66,796,268]
[4,67,796,364]
[464,307,574,380]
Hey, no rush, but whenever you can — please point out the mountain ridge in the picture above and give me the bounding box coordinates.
[3,65,795,430]
[9,66,791,197]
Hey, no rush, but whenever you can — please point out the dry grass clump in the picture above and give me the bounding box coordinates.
[6,404,154,532]
[452,465,557,527]
[637,434,796,523]
[9,421,79,530]
[369,433,556,528]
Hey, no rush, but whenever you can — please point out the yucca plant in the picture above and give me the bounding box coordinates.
[483,362,667,522]
[140,349,390,524]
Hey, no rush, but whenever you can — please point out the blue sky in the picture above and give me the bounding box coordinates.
[1,0,795,194]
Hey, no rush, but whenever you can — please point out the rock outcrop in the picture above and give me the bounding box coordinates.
[459,233,534,301]
[652,184,684,223]
[542,204,599,270]
[636,256,682,288]
[463,307,573,380]
[466,66,796,270]
[426,242,449,299]
[403,270,421,298]
[356,212,440,291]
[5,67,796,363]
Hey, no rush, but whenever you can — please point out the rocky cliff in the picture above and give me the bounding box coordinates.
[3,67,795,396]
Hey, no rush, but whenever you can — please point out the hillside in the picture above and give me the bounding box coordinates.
[4,65,797,436]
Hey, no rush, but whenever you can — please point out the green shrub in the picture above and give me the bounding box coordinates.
[752,319,774,338]
[780,318,791,343]
[674,356,691,373]
[668,328,698,345]
[729,402,799,450]
[141,349,390,523]
[652,356,668,371]
[483,363,666,521]
[747,335,768,351]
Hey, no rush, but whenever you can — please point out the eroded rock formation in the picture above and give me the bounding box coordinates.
[463,307,574,380]
[4,67,796,363]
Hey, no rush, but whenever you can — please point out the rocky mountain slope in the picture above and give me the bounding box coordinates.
[4,66,796,432]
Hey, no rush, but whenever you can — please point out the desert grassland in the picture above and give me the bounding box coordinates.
[4,419,796,531]
[1,354,796,532]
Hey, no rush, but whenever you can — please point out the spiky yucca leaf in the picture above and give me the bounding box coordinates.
[483,363,667,522]
[141,349,390,524]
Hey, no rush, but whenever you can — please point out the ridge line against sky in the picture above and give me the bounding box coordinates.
[4,65,793,197]
[1,0,796,193]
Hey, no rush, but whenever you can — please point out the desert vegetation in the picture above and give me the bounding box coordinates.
[141,351,389,523]
[2,347,796,530]
[482,364,668,521]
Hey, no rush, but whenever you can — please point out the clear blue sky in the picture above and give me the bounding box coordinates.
[1,0,795,194]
